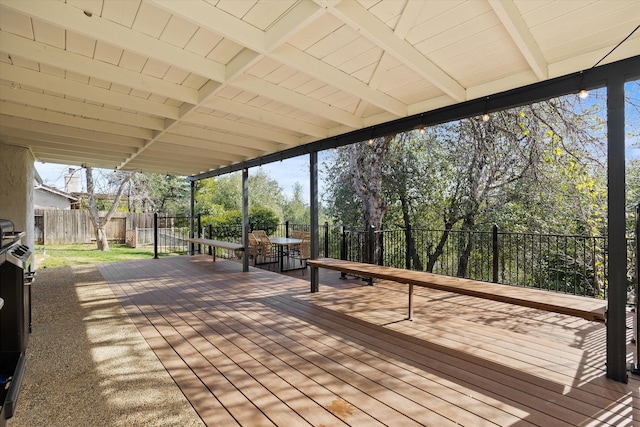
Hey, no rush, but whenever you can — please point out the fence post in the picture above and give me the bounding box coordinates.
[339,224,346,279]
[492,224,499,283]
[285,220,289,238]
[324,222,329,257]
[153,212,159,259]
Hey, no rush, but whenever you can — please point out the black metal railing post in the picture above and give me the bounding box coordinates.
[367,225,375,285]
[324,222,329,257]
[377,229,384,266]
[153,212,159,259]
[405,224,411,270]
[340,225,347,279]
[492,224,499,283]
[208,224,213,256]
[197,214,202,254]
[285,220,290,238]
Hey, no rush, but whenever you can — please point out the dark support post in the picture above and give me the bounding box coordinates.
[492,224,499,283]
[285,220,289,238]
[310,151,319,292]
[324,222,329,257]
[189,181,195,255]
[153,212,159,259]
[607,74,628,383]
[633,204,640,375]
[242,168,249,273]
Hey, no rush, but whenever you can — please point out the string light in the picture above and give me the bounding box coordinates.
[482,113,490,122]
[579,89,589,99]
[420,127,425,135]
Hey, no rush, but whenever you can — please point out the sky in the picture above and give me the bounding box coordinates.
[35,152,330,203]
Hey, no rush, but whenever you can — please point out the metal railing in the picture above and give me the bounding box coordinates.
[147,216,619,299]
[323,224,608,299]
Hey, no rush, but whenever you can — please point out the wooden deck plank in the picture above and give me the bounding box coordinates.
[145,266,439,426]
[99,256,638,427]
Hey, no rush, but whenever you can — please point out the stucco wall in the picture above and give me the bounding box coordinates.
[0,142,35,251]
[34,189,72,210]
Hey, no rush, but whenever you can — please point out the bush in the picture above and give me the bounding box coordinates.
[250,207,279,234]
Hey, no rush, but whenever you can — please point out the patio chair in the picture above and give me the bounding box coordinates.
[256,233,277,269]
[294,236,311,274]
[247,233,260,265]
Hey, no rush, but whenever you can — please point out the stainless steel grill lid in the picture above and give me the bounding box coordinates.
[0,219,15,242]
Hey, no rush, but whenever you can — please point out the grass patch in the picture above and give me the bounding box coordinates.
[35,244,165,268]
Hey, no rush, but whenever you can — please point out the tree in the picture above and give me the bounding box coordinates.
[85,166,131,251]
[282,182,310,224]
[128,173,190,215]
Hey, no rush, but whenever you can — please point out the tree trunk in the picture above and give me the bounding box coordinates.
[85,166,132,251]
[95,225,109,251]
[347,137,392,264]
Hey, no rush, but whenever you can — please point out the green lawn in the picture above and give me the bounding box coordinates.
[35,244,161,268]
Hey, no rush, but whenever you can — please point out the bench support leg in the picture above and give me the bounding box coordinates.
[407,284,414,321]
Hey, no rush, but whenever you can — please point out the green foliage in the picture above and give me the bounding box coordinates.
[250,207,280,234]
[282,182,310,224]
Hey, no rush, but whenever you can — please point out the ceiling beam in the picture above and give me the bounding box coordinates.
[0,115,145,147]
[0,0,226,83]
[0,102,154,140]
[158,132,262,158]
[205,98,328,138]
[184,112,300,148]
[151,0,408,117]
[231,74,363,129]
[394,0,425,39]
[0,86,165,131]
[488,0,548,80]
[328,0,466,102]
[149,143,245,163]
[0,31,198,104]
[0,63,179,119]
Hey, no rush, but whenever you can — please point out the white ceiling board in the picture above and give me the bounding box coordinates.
[0,0,637,179]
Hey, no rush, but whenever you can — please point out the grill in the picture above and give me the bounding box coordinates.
[0,219,33,424]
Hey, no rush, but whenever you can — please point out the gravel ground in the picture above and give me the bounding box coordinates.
[7,265,204,427]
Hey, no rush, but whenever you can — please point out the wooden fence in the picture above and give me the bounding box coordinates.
[34,209,155,245]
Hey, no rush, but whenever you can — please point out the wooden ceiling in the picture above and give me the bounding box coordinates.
[0,0,638,177]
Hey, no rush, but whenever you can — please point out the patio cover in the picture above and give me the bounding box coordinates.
[0,0,638,177]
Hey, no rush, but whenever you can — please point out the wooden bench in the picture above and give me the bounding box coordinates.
[307,258,607,323]
[185,237,244,262]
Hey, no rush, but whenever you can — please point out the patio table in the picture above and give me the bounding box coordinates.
[269,237,303,272]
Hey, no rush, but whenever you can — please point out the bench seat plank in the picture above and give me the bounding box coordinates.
[308,258,607,323]
[185,237,244,252]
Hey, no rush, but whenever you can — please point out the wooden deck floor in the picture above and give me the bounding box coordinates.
[98,255,638,426]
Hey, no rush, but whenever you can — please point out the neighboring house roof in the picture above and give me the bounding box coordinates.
[35,184,80,202]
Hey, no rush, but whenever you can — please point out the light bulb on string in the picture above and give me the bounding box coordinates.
[579,89,589,99]
[482,113,490,122]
